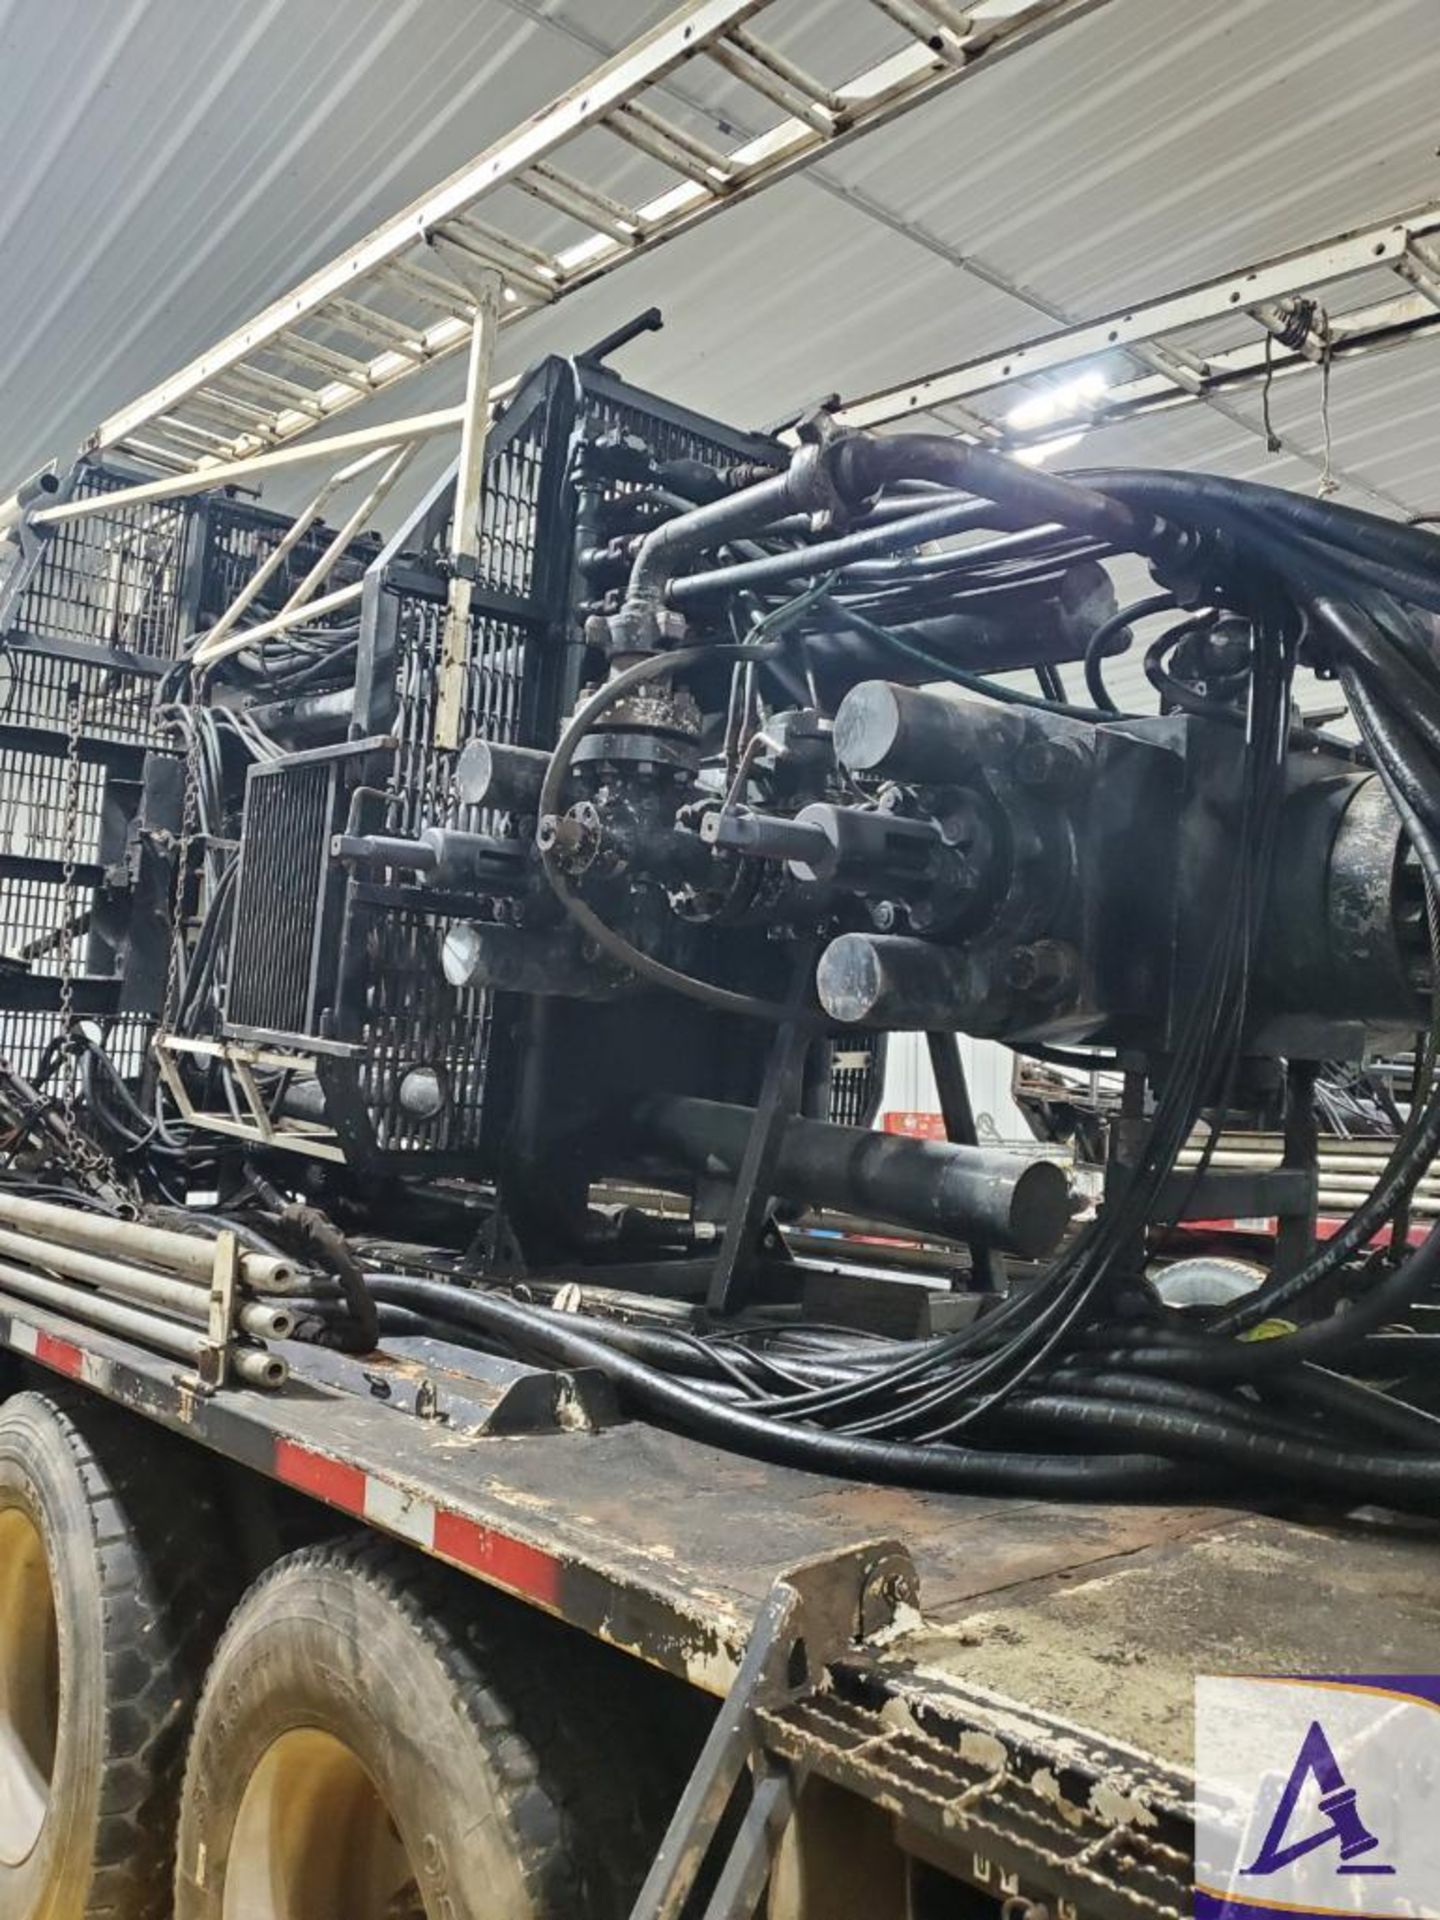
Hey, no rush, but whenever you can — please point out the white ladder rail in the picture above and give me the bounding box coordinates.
[830,201,1440,443]
[72,0,1111,476]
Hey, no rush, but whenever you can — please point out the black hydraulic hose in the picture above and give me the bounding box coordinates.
[1083,593,1176,712]
[1075,467,1440,585]
[1262,1363,1440,1454]
[825,600,1118,722]
[364,1278,1213,1498]
[838,529,1101,580]
[623,466,821,623]
[837,434,1154,552]
[667,496,1062,605]
[269,1203,379,1352]
[1004,1392,1440,1511]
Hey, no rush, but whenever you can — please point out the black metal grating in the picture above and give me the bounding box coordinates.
[0,749,103,867]
[0,875,85,977]
[201,498,375,624]
[0,647,159,746]
[389,599,530,839]
[227,760,334,1036]
[827,1037,885,1130]
[359,908,491,1154]
[10,465,192,659]
[0,1009,149,1082]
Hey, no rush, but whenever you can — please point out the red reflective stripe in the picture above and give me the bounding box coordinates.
[274,1439,366,1513]
[433,1510,561,1607]
[35,1331,84,1377]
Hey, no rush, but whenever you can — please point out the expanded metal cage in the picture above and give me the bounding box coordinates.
[220,359,784,1170]
[8,465,193,660]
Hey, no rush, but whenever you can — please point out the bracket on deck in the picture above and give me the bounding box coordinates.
[629,1536,918,1920]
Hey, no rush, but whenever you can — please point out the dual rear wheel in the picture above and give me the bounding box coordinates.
[0,1389,675,1919]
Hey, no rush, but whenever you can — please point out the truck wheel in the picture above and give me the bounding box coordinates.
[0,1389,230,1920]
[175,1539,669,1920]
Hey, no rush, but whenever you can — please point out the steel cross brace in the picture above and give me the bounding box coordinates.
[628,1537,919,1920]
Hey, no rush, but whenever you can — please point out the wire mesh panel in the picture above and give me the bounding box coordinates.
[0,638,162,746]
[9,464,194,659]
[201,497,376,622]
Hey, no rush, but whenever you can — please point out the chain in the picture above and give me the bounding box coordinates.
[50,682,126,1198]
[58,680,83,1125]
[161,690,205,1036]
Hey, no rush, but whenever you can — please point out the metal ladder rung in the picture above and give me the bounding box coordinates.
[112,436,202,475]
[271,333,377,391]
[325,298,430,358]
[154,415,235,453]
[604,100,735,192]
[216,364,329,418]
[516,162,643,246]
[868,0,977,48]
[432,220,560,303]
[181,388,282,434]
[379,258,478,319]
[708,30,841,133]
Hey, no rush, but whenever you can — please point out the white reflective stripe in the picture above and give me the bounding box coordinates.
[363,1477,438,1549]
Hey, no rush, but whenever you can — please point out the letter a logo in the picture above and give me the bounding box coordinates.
[1243,1719,1395,1879]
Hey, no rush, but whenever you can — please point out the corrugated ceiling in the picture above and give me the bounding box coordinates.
[2,0,1438,715]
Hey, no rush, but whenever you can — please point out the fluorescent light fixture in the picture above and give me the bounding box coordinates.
[1006,369,1109,433]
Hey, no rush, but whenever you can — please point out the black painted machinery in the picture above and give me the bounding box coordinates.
[5,349,1440,1510]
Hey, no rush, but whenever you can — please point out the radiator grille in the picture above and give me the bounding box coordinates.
[227,760,334,1036]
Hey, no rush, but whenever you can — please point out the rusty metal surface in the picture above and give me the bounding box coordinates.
[885,1507,1440,1773]
[5,1286,1439,1774]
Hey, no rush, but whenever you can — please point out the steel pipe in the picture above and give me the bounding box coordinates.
[0,1263,288,1386]
[0,1191,295,1291]
[0,1226,215,1322]
[637,1094,1070,1258]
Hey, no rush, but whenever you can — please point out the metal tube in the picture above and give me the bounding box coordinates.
[639,1094,1070,1258]
[0,1259,203,1361]
[454,739,550,810]
[279,442,415,614]
[35,409,467,527]
[816,933,988,1031]
[233,1347,289,1389]
[437,276,504,749]
[0,1226,209,1319]
[0,1228,294,1340]
[237,1302,296,1341]
[0,1191,295,1290]
[833,680,999,783]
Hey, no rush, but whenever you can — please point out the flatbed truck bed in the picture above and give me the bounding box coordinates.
[1,1272,1434,1918]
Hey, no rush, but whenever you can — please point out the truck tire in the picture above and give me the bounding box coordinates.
[175,1537,675,1920]
[0,1388,230,1920]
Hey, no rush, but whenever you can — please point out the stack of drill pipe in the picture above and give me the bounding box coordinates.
[1175,1135,1440,1219]
[0,1192,292,1386]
